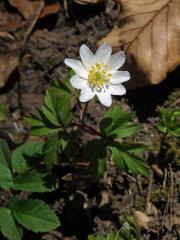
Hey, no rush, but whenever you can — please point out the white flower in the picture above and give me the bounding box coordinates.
[64,44,130,107]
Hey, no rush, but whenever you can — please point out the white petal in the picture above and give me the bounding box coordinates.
[107,51,126,71]
[110,71,130,84]
[64,58,88,79]
[79,86,95,102]
[80,44,95,70]
[108,84,126,96]
[70,75,87,89]
[95,44,112,63]
[96,91,112,107]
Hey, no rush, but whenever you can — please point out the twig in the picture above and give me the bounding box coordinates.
[145,169,153,214]
[169,164,174,233]
[163,168,167,188]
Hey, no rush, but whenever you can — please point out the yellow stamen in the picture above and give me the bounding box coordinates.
[88,63,111,91]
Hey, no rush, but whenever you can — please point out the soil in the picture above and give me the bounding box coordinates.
[0,1,180,240]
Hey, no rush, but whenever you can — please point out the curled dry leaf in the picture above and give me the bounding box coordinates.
[0,32,19,87]
[133,211,152,230]
[99,0,180,89]
[74,0,103,5]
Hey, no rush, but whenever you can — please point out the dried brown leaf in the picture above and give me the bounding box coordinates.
[0,3,22,32]
[9,0,44,19]
[0,32,19,87]
[40,2,60,18]
[99,0,180,89]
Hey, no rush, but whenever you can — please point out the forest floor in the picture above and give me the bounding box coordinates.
[0,1,180,240]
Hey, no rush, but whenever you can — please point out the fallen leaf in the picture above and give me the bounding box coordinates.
[9,0,44,19]
[40,2,60,18]
[99,0,180,89]
[0,32,19,87]
[0,0,44,88]
[9,0,60,19]
[133,210,152,229]
[0,2,22,32]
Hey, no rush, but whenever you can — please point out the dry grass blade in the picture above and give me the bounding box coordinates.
[99,0,180,89]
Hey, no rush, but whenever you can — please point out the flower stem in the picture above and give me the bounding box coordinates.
[80,102,88,124]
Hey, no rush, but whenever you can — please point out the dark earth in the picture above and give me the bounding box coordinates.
[0,1,180,239]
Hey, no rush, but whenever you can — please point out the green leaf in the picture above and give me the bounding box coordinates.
[12,141,44,173]
[43,132,61,170]
[10,199,60,233]
[0,139,13,189]
[12,169,58,192]
[114,143,147,154]
[0,208,23,240]
[100,106,139,138]
[0,102,8,121]
[157,108,180,138]
[83,139,107,179]
[25,87,72,136]
[52,71,75,96]
[60,131,78,162]
[109,142,148,175]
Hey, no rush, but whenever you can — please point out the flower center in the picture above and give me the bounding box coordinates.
[88,63,112,91]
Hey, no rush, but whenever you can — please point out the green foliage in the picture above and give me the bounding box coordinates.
[83,139,107,179]
[157,108,180,138]
[0,198,60,240]
[25,85,72,136]
[8,198,60,233]
[100,106,139,138]
[0,139,13,189]
[12,169,58,192]
[88,217,142,240]
[0,208,23,240]
[12,141,44,173]
[0,102,8,121]
[109,142,148,175]
[0,139,58,192]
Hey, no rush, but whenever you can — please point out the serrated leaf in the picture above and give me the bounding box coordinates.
[109,142,148,175]
[0,139,13,189]
[11,199,60,233]
[99,0,180,89]
[83,139,107,179]
[0,208,23,240]
[12,141,44,173]
[25,87,72,136]
[12,169,58,192]
[100,106,139,138]
[43,132,60,170]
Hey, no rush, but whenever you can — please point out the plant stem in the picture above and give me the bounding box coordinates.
[74,121,102,137]
[80,102,88,124]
